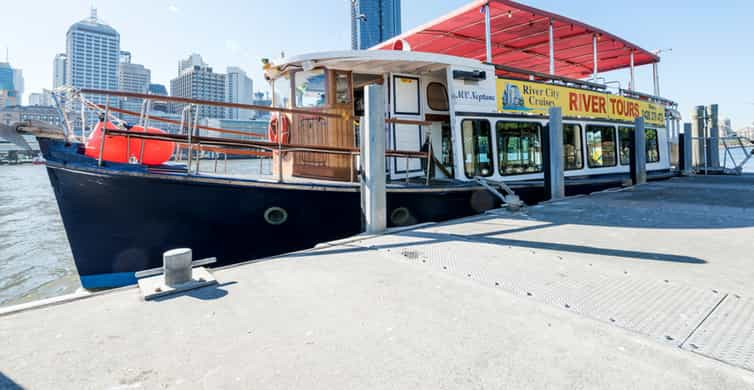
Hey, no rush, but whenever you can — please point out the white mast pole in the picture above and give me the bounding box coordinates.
[629,50,635,91]
[549,18,555,75]
[592,34,598,80]
[484,3,492,63]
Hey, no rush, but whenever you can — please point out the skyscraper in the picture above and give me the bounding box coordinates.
[0,62,22,108]
[352,0,401,50]
[170,54,225,119]
[118,54,150,95]
[12,68,23,105]
[66,7,120,125]
[53,53,67,88]
[148,83,169,113]
[178,54,207,75]
[117,51,151,122]
[225,66,253,120]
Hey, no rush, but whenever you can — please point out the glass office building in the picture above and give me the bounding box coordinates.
[354,0,401,49]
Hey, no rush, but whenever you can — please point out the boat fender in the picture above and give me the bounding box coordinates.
[390,207,414,226]
[264,207,288,225]
[268,114,290,144]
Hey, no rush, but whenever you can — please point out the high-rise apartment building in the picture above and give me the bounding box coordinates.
[29,92,53,106]
[117,51,151,122]
[118,58,150,95]
[53,53,67,88]
[225,66,253,120]
[352,0,401,49]
[66,8,120,125]
[170,54,225,119]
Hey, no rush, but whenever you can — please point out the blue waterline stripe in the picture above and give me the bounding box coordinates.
[80,272,137,289]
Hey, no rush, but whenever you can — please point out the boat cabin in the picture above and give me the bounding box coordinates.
[265,50,674,185]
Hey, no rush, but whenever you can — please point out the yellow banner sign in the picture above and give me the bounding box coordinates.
[497,78,666,127]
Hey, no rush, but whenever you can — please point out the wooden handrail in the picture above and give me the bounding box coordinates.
[81,88,347,119]
[191,145,272,157]
[385,118,433,126]
[103,128,429,159]
[86,89,453,132]
[94,104,266,139]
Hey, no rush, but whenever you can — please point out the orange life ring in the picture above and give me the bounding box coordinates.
[268,114,290,144]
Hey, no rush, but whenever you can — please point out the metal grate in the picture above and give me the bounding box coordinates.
[356,226,724,348]
[683,295,754,371]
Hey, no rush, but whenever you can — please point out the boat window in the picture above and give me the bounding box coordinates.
[272,73,291,109]
[334,71,352,105]
[393,76,420,115]
[462,119,493,178]
[586,125,617,168]
[646,128,660,163]
[441,123,454,176]
[618,126,632,166]
[497,121,542,175]
[618,127,661,165]
[563,124,584,170]
[294,69,327,108]
[427,82,449,111]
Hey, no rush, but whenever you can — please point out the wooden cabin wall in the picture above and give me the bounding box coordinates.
[290,69,355,181]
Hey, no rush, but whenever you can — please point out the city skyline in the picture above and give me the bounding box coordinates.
[1,1,753,128]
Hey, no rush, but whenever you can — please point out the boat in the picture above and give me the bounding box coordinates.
[1,0,681,289]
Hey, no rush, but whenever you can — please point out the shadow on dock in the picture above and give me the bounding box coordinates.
[524,176,754,230]
[298,225,706,265]
[150,281,237,302]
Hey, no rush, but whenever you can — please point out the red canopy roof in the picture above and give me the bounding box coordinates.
[372,0,658,80]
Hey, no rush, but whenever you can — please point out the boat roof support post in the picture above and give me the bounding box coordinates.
[629,50,635,91]
[652,61,660,96]
[548,18,555,75]
[484,2,492,63]
[592,34,598,80]
[544,106,565,200]
[630,117,647,185]
[361,84,387,234]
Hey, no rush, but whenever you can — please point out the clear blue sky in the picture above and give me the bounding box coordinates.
[2,0,752,128]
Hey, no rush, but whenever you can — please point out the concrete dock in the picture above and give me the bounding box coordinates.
[2,175,754,389]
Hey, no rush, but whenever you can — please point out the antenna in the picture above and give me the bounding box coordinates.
[5,46,8,62]
[90,1,98,21]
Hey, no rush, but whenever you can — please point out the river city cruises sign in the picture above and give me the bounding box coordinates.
[496,78,666,127]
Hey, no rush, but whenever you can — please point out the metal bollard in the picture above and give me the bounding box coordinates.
[163,248,193,287]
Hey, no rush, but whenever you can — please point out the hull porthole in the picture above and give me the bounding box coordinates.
[390,207,413,226]
[264,207,288,225]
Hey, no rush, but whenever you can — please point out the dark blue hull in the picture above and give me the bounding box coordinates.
[38,138,673,289]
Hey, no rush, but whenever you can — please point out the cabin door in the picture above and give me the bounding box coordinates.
[389,74,425,180]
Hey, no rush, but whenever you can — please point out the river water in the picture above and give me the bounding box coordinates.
[0,164,78,307]
[0,150,751,308]
[0,159,272,308]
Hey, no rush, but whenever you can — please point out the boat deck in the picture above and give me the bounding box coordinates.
[2,174,754,389]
